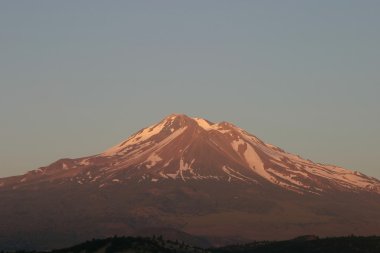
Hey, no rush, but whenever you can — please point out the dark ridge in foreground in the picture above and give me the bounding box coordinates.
[7,235,380,253]
[213,235,380,253]
[46,236,206,253]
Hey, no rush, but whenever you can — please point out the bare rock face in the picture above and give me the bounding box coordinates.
[1,114,380,250]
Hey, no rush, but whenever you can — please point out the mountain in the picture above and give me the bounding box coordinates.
[1,114,380,250]
[2,114,378,194]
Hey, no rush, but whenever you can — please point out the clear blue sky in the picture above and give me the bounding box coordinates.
[1,1,379,178]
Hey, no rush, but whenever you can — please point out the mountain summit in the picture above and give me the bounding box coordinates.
[2,114,379,195]
[1,114,380,250]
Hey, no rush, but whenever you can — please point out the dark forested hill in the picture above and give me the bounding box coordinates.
[5,235,380,253]
[52,236,207,253]
[212,235,380,253]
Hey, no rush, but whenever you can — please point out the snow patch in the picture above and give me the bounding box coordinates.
[102,121,167,156]
[178,158,196,181]
[269,159,289,169]
[79,159,90,166]
[231,139,275,182]
[166,173,177,179]
[145,153,162,169]
[130,122,166,144]
[92,176,101,182]
[231,138,245,152]
[159,171,169,179]
[222,166,255,182]
[244,144,275,181]
[163,159,173,167]
[217,129,231,134]
[267,168,307,188]
[305,165,378,189]
[194,118,214,130]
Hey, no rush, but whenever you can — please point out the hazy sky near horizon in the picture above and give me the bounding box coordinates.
[1,1,379,178]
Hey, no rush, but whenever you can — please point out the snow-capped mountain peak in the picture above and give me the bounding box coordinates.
[1,114,379,195]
